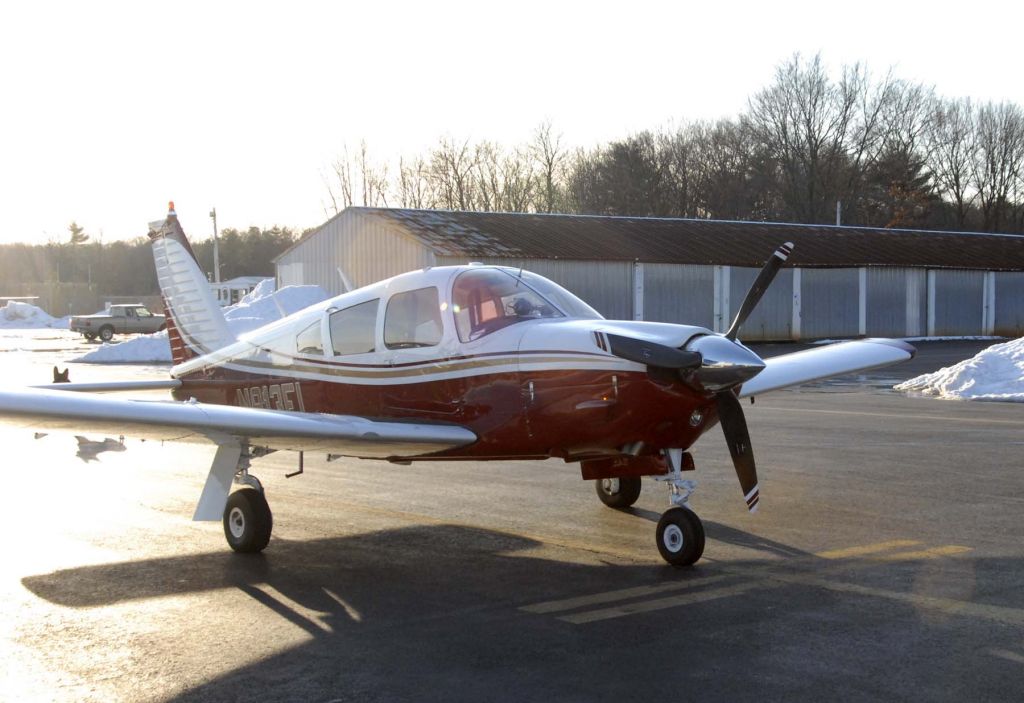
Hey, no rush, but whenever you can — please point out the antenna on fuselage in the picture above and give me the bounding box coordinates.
[337,266,354,293]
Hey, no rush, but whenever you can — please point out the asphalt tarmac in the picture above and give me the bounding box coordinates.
[2,336,1023,702]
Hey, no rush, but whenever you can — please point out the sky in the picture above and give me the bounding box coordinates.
[1,0,1021,244]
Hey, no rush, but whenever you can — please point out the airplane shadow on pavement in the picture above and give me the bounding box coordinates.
[21,523,1024,703]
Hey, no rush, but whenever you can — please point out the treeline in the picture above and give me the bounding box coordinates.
[0,226,301,295]
[326,53,1024,233]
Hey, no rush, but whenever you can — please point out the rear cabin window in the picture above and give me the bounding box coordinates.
[384,287,443,349]
[330,299,379,356]
[296,319,324,355]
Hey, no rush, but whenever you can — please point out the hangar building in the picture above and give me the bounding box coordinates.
[274,208,1024,341]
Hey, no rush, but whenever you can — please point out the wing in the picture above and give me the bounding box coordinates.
[0,387,476,458]
[738,338,916,398]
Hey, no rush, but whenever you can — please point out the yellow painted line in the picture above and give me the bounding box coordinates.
[989,649,1024,666]
[559,581,771,624]
[759,406,1024,426]
[520,575,730,614]
[816,540,921,560]
[872,545,972,561]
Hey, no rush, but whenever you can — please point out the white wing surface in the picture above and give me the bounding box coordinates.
[738,339,916,398]
[0,387,476,458]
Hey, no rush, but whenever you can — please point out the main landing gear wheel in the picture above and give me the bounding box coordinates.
[223,488,273,553]
[595,477,642,508]
[656,507,705,566]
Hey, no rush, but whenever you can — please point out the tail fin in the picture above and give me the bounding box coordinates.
[148,202,235,365]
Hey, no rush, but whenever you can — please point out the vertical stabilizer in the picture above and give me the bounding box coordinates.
[148,202,235,364]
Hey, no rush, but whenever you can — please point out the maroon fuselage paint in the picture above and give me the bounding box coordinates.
[173,363,719,463]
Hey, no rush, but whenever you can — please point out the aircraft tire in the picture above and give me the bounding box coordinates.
[595,476,642,508]
[98,325,114,342]
[223,488,273,553]
[656,507,705,566]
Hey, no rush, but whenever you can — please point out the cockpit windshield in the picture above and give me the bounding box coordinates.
[516,270,603,320]
[451,267,601,342]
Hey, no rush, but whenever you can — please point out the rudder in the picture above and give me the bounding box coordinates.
[148,202,235,365]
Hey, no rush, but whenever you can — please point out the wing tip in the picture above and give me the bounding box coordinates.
[861,338,917,358]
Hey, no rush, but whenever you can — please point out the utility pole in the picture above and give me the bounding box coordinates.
[209,207,221,283]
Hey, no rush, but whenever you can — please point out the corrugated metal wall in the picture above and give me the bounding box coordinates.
[730,268,793,340]
[994,272,1024,337]
[436,256,634,320]
[277,211,1024,339]
[643,264,715,328]
[277,261,304,288]
[276,211,435,296]
[801,268,860,339]
[932,270,984,336]
[865,268,926,337]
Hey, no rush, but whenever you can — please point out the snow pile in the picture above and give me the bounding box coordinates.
[895,337,1024,402]
[0,300,69,329]
[72,282,330,363]
[224,279,325,335]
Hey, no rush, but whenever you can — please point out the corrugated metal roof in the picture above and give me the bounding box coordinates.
[298,207,1024,271]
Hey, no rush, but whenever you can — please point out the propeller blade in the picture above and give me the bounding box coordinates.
[724,242,794,342]
[716,390,759,512]
[605,333,702,370]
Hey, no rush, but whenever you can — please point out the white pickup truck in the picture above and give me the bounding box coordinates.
[70,304,166,341]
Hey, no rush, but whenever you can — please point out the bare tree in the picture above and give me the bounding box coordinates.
[925,97,977,228]
[397,156,436,209]
[861,80,936,227]
[498,146,537,212]
[973,101,1024,231]
[530,121,566,212]
[430,137,479,210]
[323,141,390,214]
[747,53,887,224]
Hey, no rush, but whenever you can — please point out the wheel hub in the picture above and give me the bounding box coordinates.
[228,506,246,539]
[600,478,621,495]
[662,523,684,553]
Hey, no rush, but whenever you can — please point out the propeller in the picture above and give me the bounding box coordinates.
[716,390,759,511]
[713,241,794,511]
[724,242,793,341]
[598,242,794,513]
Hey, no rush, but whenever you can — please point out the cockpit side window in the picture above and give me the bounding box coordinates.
[296,319,324,355]
[384,287,443,349]
[451,268,563,342]
[330,299,379,355]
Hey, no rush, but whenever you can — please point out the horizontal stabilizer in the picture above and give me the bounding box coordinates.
[738,339,916,398]
[31,379,182,393]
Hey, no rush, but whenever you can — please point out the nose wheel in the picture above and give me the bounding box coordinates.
[656,507,705,566]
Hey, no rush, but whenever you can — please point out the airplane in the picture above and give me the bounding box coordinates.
[0,203,915,566]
